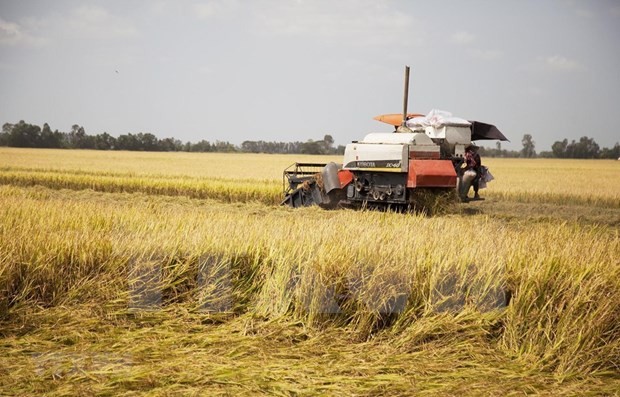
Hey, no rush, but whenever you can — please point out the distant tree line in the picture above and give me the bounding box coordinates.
[544,136,620,159]
[0,121,344,155]
[480,133,619,159]
[241,135,344,155]
[2,121,617,158]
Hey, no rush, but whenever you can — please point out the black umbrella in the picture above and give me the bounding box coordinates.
[469,121,509,142]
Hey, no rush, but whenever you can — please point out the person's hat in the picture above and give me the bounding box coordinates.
[466,143,479,149]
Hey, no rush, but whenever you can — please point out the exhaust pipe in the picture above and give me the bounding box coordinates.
[402,65,410,127]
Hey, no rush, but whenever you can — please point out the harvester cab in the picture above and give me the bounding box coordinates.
[282,66,508,210]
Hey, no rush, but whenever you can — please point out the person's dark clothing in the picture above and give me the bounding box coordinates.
[464,149,482,196]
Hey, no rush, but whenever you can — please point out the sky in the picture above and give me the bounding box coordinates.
[1,0,619,151]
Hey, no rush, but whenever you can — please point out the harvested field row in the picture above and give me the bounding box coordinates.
[2,149,618,208]
[1,164,619,209]
[0,168,281,205]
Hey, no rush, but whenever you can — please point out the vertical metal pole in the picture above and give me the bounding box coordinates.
[402,65,410,127]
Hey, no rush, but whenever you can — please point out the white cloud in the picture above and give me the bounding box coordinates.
[542,55,581,71]
[470,49,502,61]
[67,5,138,39]
[192,1,240,20]
[253,0,415,47]
[0,17,47,46]
[519,55,583,74]
[0,18,22,45]
[450,31,475,44]
[194,3,217,19]
[150,1,168,15]
[6,5,140,45]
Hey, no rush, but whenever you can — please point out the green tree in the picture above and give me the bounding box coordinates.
[116,133,140,151]
[136,132,159,151]
[322,134,334,154]
[571,136,599,158]
[601,143,620,159]
[551,139,568,158]
[8,120,41,147]
[94,132,116,150]
[551,136,601,158]
[520,134,536,158]
[39,123,64,148]
[300,140,322,154]
[158,137,182,152]
[68,124,94,149]
[0,123,13,146]
[214,140,236,153]
[190,140,213,152]
[241,140,259,153]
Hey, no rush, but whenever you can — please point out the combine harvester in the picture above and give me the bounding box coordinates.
[282,66,508,210]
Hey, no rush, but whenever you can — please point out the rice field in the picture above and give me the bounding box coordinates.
[1,148,619,208]
[0,148,618,396]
